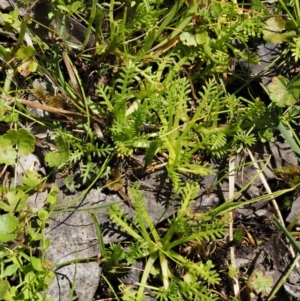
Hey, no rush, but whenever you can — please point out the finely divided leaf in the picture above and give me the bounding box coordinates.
[248,270,273,295]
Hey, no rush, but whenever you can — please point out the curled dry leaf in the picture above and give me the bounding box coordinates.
[106,168,124,191]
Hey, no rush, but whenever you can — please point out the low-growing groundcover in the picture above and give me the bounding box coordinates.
[1,0,300,300]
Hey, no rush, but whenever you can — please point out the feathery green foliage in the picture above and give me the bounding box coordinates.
[106,182,226,300]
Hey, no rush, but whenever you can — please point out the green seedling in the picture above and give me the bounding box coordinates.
[101,182,225,301]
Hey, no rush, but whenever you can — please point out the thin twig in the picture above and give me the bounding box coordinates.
[62,51,82,101]
[12,97,104,125]
[228,156,240,298]
[246,147,298,266]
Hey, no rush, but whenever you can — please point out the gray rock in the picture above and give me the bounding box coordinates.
[45,169,178,301]
[45,189,106,301]
[286,196,300,224]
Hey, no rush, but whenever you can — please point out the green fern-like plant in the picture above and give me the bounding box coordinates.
[44,128,113,183]
[94,0,277,192]
[98,60,155,155]
[107,182,226,301]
